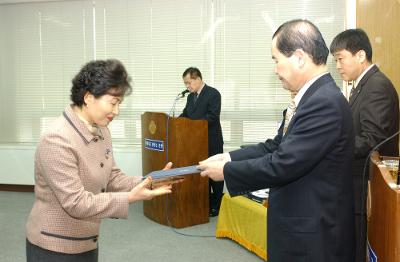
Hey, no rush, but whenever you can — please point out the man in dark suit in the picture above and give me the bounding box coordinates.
[198,19,355,262]
[330,29,399,262]
[180,67,224,217]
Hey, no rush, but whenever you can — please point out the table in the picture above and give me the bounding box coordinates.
[216,194,267,260]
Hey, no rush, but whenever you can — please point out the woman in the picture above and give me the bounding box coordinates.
[26,59,172,261]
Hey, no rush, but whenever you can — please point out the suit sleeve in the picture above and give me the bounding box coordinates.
[203,89,221,123]
[355,78,397,158]
[106,162,141,192]
[224,95,343,196]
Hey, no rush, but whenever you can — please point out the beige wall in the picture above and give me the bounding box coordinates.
[357,0,400,93]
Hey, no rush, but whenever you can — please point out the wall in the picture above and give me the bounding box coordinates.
[0,145,142,185]
[357,0,400,93]
[0,0,348,185]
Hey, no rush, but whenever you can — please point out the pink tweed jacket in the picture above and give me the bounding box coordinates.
[26,105,141,254]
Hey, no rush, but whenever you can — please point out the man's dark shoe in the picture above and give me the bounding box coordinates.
[209,208,219,217]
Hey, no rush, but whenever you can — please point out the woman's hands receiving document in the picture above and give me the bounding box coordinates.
[198,153,231,181]
[128,162,182,203]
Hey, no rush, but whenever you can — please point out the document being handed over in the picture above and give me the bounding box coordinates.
[143,165,201,181]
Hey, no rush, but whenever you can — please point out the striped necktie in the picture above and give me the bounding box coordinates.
[283,94,297,135]
[348,81,356,100]
[193,92,198,103]
[349,86,357,99]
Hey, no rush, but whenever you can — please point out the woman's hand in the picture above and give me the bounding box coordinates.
[128,162,177,203]
[128,177,172,203]
[151,161,184,189]
[163,162,173,170]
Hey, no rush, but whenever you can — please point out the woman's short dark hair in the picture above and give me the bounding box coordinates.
[70,59,132,106]
[273,19,329,65]
[329,29,372,62]
[182,67,202,80]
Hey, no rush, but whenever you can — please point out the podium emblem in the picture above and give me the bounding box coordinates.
[149,120,156,135]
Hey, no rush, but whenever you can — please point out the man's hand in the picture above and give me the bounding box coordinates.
[197,159,227,181]
[200,153,231,164]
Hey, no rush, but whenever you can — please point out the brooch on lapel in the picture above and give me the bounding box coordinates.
[105,148,112,159]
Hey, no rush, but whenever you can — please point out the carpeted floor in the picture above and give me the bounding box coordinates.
[0,191,263,262]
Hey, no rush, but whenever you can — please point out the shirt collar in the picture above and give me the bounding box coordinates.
[354,64,374,88]
[63,105,104,144]
[294,72,329,106]
[196,83,205,96]
[75,111,100,136]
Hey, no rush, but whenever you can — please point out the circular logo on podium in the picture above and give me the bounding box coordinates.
[149,120,156,135]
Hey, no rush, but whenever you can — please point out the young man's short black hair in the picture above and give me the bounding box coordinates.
[70,59,132,106]
[330,29,372,62]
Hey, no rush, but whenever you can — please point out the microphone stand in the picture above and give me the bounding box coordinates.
[169,90,188,117]
[359,130,400,252]
[166,91,187,163]
[168,94,182,117]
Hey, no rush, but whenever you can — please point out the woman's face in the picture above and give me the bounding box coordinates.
[85,93,123,127]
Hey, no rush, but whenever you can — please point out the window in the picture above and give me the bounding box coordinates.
[0,0,345,149]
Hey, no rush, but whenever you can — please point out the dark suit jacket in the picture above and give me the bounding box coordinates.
[180,84,223,156]
[224,74,355,262]
[350,65,399,213]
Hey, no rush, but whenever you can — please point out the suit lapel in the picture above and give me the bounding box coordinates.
[349,65,379,106]
[191,85,208,112]
[282,74,334,139]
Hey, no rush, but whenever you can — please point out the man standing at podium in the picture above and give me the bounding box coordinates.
[199,20,355,261]
[180,67,224,217]
[330,29,399,262]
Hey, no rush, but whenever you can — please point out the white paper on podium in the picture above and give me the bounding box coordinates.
[143,165,201,180]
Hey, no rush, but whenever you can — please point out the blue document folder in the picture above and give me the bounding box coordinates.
[143,165,201,180]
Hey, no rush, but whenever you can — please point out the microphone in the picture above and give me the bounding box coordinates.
[179,89,190,98]
[361,130,400,187]
[169,89,189,117]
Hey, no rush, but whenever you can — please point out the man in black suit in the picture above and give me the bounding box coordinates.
[180,67,224,217]
[330,29,399,262]
[198,19,355,262]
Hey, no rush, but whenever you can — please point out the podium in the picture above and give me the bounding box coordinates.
[368,151,400,261]
[141,112,209,228]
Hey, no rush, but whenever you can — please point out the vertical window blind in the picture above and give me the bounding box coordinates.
[0,0,345,150]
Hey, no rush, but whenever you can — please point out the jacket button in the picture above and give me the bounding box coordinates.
[100,162,104,167]
[101,188,105,192]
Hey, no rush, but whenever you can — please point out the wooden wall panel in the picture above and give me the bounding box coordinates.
[357,0,400,93]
